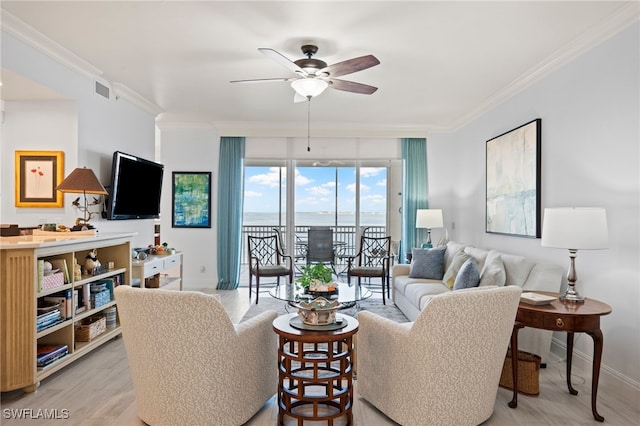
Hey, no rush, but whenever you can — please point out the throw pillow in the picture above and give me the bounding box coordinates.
[453,258,480,290]
[479,254,506,287]
[442,251,472,289]
[409,246,446,279]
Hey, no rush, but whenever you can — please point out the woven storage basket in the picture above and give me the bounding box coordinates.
[75,316,106,342]
[499,349,541,396]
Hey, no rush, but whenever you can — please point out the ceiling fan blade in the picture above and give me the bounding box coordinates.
[319,55,380,78]
[259,48,308,77]
[230,77,297,84]
[328,78,378,95]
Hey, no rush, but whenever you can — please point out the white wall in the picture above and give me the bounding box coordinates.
[428,23,640,395]
[1,31,157,247]
[158,126,219,290]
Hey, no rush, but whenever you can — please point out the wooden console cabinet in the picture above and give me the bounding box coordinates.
[0,232,134,392]
[131,252,182,290]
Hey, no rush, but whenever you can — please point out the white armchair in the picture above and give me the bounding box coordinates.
[357,286,522,426]
[115,286,278,426]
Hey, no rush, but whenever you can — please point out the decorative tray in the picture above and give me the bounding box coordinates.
[520,292,556,305]
[289,315,347,331]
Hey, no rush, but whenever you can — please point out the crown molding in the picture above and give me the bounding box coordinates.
[447,2,640,132]
[1,11,102,79]
[159,120,436,138]
[111,83,164,117]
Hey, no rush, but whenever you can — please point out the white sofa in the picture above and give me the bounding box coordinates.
[392,241,563,363]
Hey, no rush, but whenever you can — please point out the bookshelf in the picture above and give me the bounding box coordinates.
[0,232,133,392]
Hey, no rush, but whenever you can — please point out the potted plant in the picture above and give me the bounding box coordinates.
[296,263,336,293]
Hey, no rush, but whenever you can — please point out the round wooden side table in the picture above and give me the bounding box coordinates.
[509,292,612,422]
[273,313,359,426]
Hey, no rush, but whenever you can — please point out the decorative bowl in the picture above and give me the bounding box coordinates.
[295,297,342,325]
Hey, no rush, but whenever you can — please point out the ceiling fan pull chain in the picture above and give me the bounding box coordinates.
[307,96,311,152]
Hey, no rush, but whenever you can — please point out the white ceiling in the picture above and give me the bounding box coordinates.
[1,1,637,134]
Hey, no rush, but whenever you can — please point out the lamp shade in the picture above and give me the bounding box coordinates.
[291,78,328,98]
[541,207,608,250]
[56,167,108,195]
[416,209,444,229]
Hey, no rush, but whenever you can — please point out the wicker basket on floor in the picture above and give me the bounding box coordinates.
[499,349,541,396]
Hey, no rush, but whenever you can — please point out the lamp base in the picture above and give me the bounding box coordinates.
[559,288,586,304]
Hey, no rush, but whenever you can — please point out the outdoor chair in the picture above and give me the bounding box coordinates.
[306,227,335,269]
[273,227,306,267]
[346,235,391,304]
[247,234,293,304]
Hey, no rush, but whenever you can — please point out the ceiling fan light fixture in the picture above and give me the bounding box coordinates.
[291,78,328,98]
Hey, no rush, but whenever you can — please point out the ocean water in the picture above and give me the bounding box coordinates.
[244,212,385,226]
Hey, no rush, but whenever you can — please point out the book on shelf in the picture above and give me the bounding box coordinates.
[37,259,45,292]
[36,309,63,332]
[36,344,69,368]
[44,290,72,319]
[37,310,61,324]
[48,258,70,284]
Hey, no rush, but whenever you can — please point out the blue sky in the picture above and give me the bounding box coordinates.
[244,166,387,213]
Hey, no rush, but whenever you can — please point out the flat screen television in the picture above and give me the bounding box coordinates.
[106,151,164,220]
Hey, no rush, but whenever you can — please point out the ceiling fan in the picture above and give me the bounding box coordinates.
[230,44,380,102]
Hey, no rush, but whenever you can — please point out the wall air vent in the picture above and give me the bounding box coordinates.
[95,81,110,99]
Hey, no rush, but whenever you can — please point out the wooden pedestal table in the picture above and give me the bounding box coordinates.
[509,292,612,422]
[273,313,358,426]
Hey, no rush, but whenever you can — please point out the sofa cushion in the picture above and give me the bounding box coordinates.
[463,246,490,271]
[479,252,506,287]
[409,247,446,279]
[401,283,449,310]
[501,254,535,287]
[442,250,472,289]
[394,275,442,297]
[453,258,480,290]
[444,241,467,270]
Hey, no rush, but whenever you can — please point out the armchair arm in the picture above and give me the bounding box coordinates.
[357,311,412,403]
[234,310,279,399]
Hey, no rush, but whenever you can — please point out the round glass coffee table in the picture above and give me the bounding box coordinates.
[269,282,372,309]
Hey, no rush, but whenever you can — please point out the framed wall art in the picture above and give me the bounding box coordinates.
[15,150,65,208]
[172,171,212,228]
[486,119,541,238]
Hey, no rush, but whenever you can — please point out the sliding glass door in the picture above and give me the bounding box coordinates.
[243,160,389,273]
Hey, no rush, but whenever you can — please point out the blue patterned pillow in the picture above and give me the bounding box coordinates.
[453,258,481,290]
[409,247,446,279]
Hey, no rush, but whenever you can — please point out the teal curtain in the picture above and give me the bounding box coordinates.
[216,137,245,289]
[401,138,428,262]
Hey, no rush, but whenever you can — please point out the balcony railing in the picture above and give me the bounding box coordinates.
[241,225,387,268]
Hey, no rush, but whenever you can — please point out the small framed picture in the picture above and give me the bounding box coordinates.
[172,172,212,228]
[15,150,65,208]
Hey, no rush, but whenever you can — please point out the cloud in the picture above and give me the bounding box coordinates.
[376,178,387,187]
[360,167,384,178]
[346,183,371,193]
[295,169,312,186]
[244,190,262,198]
[307,186,331,196]
[248,167,282,188]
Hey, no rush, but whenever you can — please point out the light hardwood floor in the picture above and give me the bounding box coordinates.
[1,287,637,425]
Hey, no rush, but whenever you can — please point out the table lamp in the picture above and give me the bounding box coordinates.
[56,167,108,230]
[416,209,444,248]
[541,207,608,303]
